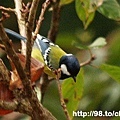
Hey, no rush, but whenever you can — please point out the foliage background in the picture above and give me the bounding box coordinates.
[0,0,120,120]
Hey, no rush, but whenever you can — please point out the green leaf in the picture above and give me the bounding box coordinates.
[98,0,120,21]
[73,37,106,50]
[75,0,98,29]
[62,69,84,118]
[60,0,74,6]
[89,37,107,49]
[72,41,89,50]
[100,64,120,83]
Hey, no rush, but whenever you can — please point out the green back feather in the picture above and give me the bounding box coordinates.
[49,46,66,69]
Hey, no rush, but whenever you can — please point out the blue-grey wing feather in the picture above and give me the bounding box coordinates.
[35,37,50,55]
[35,34,55,55]
[35,34,57,69]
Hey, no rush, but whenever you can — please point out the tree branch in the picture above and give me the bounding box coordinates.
[55,74,71,120]
[80,50,96,67]
[48,0,61,42]
[14,0,26,54]
[25,0,40,79]
[0,6,15,12]
[34,0,51,36]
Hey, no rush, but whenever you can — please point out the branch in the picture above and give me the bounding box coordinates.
[80,50,96,67]
[0,44,5,50]
[0,12,10,22]
[48,0,61,42]
[56,72,71,120]
[34,0,51,36]
[0,6,15,12]
[14,0,26,54]
[25,0,40,79]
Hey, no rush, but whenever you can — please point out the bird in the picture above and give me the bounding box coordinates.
[4,28,80,82]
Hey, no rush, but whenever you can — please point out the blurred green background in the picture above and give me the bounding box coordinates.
[0,0,120,120]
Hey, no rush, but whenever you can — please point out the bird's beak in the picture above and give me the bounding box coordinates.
[72,76,76,82]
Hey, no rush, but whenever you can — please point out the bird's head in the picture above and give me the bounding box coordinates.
[59,54,80,82]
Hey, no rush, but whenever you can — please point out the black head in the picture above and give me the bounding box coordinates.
[59,54,80,82]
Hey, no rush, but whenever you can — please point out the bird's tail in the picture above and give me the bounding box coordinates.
[4,28,26,42]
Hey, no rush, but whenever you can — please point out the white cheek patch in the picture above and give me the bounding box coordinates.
[61,64,70,76]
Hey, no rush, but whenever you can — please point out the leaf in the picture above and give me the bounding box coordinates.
[89,37,107,49]
[60,0,74,6]
[62,69,84,118]
[72,41,89,50]
[98,0,120,21]
[75,0,98,29]
[100,64,120,83]
[73,37,106,50]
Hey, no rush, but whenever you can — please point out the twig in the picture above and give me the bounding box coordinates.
[14,0,26,54]
[25,0,40,79]
[48,0,61,42]
[80,49,96,67]
[0,6,15,12]
[34,0,51,37]
[20,2,31,20]
[0,44,5,50]
[56,73,71,120]
[0,12,10,22]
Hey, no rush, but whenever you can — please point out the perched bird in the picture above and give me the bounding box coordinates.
[4,28,80,82]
